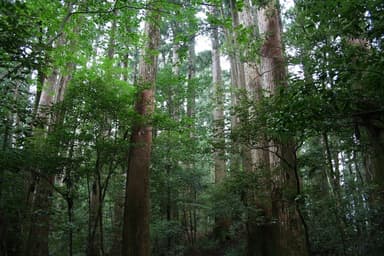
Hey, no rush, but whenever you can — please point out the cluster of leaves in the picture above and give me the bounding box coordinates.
[0,1,47,82]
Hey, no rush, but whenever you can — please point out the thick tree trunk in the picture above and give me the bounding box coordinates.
[25,175,54,256]
[364,122,384,202]
[121,9,160,256]
[237,2,278,255]
[24,15,74,249]
[256,2,308,255]
[363,120,384,254]
[24,70,61,256]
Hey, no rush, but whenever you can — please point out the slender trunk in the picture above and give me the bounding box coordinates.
[88,15,118,256]
[211,6,226,184]
[121,9,160,256]
[187,36,196,121]
[64,138,76,256]
[110,186,124,256]
[322,133,347,255]
[210,8,229,241]
[166,161,172,251]
[87,152,102,256]
[67,195,73,256]
[33,70,45,116]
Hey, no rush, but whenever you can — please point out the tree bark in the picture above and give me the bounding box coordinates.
[87,152,103,256]
[256,1,308,255]
[211,6,229,241]
[24,69,61,256]
[211,6,226,184]
[237,2,277,255]
[121,8,160,256]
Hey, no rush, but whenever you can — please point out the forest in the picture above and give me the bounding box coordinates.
[1,0,384,255]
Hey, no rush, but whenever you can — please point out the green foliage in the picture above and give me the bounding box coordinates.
[0,1,48,81]
[2,0,384,255]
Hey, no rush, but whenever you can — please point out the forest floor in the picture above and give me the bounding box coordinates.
[183,233,242,256]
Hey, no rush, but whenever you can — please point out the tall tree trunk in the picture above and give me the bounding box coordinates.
[24,70,60,256]
[211,6,226,185]
[187,37,196,120]
[187,36,197,246]
[87,151,103,256]
[211,7,228,240]
[121,8,160,256]
[25,175,55,256]
[224,0,246,172]
[110,184,125,256]
[237,2,277,255]
[25,59,73,255]
[363,120,384,254]
[256,1,308,255]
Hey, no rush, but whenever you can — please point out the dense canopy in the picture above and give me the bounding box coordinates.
[1,0,383,255]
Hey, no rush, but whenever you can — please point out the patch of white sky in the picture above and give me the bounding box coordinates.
[194,0,298,75]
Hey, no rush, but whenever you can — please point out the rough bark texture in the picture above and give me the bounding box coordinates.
[87,174,102,256]
[24,175,54,256]
[24,70,60,256]
[364,119,384,254]
[225,0,248,184]
[365,123,384,200]
[24,53,74,254]
[256,2,308,255]
[237,2,277,255]
[211,9,225,184]
[211,7,230,241]
[227,0,246,129]
[121,10,160,256]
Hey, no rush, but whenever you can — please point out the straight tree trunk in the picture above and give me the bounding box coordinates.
[24,70,60,256]
[256,1,308,255]
[121,8,160,256]
[187,36,196,121]
[225,0,247,179]
[87,152,103,256]
[188,36,198,246]
[110,186,125,256]
[363,121,384,254]
[210,6,229,241]
[211,6,225,184]
[237,2,277,255]
[24,59,73,254]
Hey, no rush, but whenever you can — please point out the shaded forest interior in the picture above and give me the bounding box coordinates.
[1,0,384,255]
